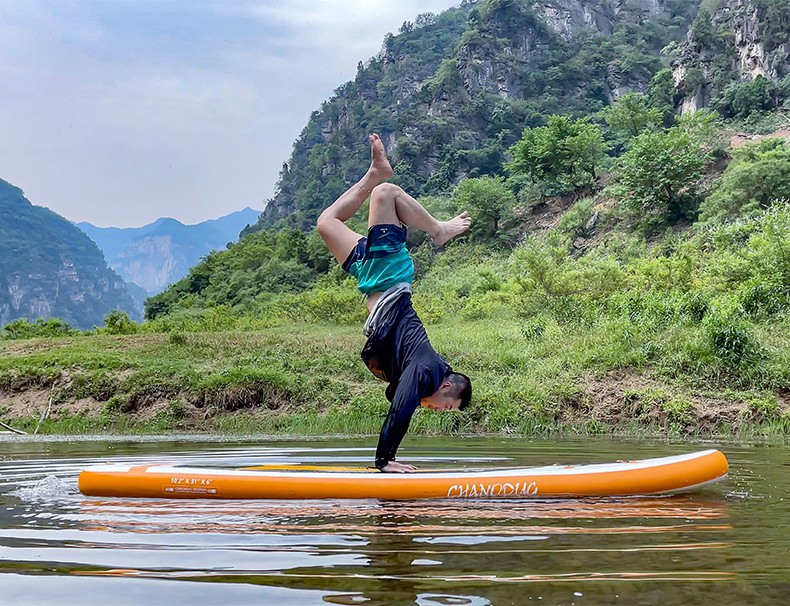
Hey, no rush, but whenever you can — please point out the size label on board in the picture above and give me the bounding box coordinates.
[164,476,218,495]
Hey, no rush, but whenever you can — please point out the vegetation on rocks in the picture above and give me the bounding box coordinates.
[0,179,139,329]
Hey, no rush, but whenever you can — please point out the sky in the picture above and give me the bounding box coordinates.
[0,0,457,227]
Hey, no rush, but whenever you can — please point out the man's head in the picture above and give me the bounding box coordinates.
[420,372,472,412]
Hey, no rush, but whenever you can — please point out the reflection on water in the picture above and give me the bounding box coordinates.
[1,436,788,605]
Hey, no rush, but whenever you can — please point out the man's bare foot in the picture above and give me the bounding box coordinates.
[379,461,417,473]
[368,133,393,181]
[433,211,471,246]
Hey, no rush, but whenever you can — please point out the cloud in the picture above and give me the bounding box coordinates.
[0,0,458,227]
[226,0,444,46]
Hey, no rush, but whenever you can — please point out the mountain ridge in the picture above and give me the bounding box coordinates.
[78,207,261,295]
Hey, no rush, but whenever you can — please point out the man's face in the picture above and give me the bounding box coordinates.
[420,395,461,412]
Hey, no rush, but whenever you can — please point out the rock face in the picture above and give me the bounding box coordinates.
[453,0,669,105]
[79,208,260,295]
[251,0,696,232]
[0,178,140,329]
[672,0,790,113]
[534,0,663,39]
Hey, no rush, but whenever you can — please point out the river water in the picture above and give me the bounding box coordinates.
[0,435,788,605]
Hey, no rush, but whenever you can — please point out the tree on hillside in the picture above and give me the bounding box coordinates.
[646,68,678,126]
[602,92,662,139]
[306,229,333,273]
[452,176,515,241]
[506,115,609,196]
[274,228,309,264]
[711,75,783,119]
[618,117,713,232]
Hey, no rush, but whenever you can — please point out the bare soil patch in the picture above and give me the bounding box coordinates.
[580,369,786,431]
[730,128,790,148]
[0,389,105,421]
[0,388,50,419]
[515,193,579,235]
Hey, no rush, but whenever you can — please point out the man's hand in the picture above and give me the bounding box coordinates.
[379,461,417,473]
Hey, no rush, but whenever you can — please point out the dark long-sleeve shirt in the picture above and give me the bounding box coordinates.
[361,294,449,469]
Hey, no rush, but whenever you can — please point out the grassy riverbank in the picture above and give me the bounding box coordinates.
[2,312,788,437]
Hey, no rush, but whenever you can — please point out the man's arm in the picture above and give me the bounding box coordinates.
[375,373,421,472]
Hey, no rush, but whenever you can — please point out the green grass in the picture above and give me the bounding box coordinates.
[1,312,788,437]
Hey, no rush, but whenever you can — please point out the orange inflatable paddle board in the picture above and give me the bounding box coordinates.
[78,449,728,500]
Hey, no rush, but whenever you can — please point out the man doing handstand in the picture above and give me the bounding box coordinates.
[317,134,472,473]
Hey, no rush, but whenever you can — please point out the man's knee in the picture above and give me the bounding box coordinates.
[316,212,336,239]
[370,183,402,206]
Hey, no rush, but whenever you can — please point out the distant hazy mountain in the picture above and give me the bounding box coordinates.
[78,207,260,295]
[0,177,140,329]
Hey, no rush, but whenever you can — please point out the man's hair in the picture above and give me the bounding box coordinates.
[446,372,472,410]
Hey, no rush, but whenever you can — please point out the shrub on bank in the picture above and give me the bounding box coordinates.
[699,139,790,223]
[1,318,76,340]
[703,309,763,368]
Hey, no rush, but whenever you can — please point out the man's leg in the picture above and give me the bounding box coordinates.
[316,134,393,265]
[369,183,471,246]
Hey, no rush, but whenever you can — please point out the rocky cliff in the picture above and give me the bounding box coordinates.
[0,178,140,329]
[672,0,790,113]
[248,0,696,232]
